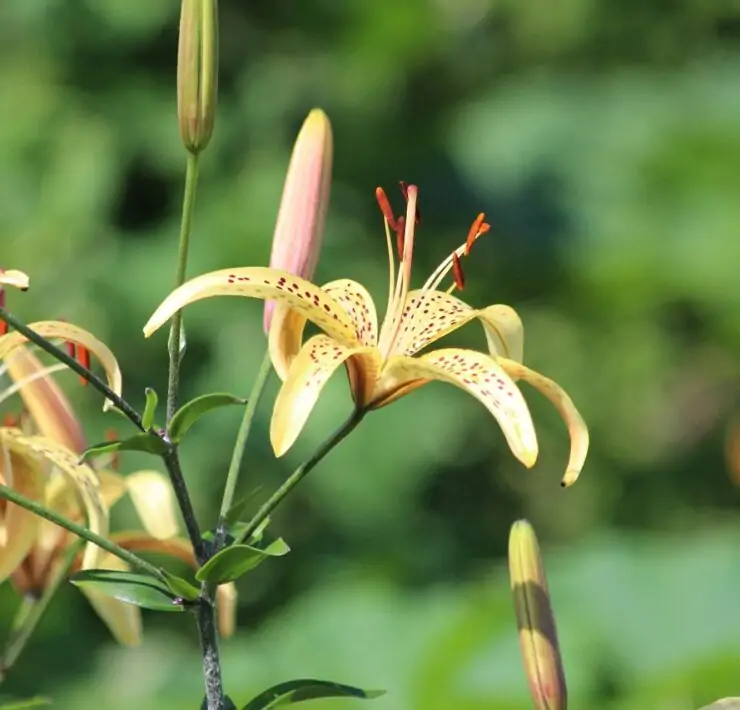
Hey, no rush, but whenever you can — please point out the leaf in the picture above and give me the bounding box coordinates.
[142,387,158,431]
[196,539,290,584]
[0,698,52,709]
[79,433,168,463]
[167,392,247,443]
[161,570,200,602]
[69,569,188,612]
[241,680,384,709]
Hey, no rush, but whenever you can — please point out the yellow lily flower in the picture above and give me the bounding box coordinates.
[144,184,588,485]
[0,338,236,645]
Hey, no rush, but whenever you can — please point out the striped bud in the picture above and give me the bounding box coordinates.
[177,0,218,153]
[264,109,333,331]
[508,520,567,710]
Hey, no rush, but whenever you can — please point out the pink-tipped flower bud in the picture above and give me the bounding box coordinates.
[508,520,567,710]
[264,109,333,331]
[177,0,218,153]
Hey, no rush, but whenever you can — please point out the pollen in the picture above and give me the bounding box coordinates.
[452,252,465,291]
[375,187,397,229]
[465,213,488,255]
[76,345,91,386]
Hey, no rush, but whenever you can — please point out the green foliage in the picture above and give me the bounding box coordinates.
[167,392,247,443]
[141,387,159,431]
[196,539,290,585]
[241,680,383,709]
[0,699,51,709]
[69,570,189,613]
[78,433,169,462]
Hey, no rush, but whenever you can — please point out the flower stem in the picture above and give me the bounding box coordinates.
[167,150,199,423]
[196,588,225,710]
[0,483,163,580]
[236,408,365,545]
[216,349,273,542]
[0,307,142,429]
[164,448,206,564]
[0,540,82,682]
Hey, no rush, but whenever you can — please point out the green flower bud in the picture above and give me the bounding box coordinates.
[177,0,218,153]
[508,520,567,710]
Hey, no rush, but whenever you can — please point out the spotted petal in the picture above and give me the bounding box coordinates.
[0,433,45,583]
[270,334,377,456]
[143,267,358,346]
[378,349,538,468]
[499,358,588,487]
[0,321,123,412]
[269,303,308,382]
[3,346,86,453]
[394,290,524,362]
[1,430,108,570]
[322,279,378,346]
[78,552,142,646]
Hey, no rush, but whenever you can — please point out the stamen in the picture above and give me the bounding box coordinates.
[399,181,421,224]
[395,215,406,262]
[375,187,397,230]
[465,213,487,255]
[452,252,465,290]
[76,345,90,387]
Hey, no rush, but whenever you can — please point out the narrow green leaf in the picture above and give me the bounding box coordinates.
[78,433,168,463]
[168,392,247,443]
[142,387,159,431]
[0,698,52,709]
[161,570,200,602]
[69,570,188,612]
[242,680,384,709]
[228,516,271,545]
[196,539,289,584]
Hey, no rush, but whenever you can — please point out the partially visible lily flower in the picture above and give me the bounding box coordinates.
[264,109,333,331]
[144,184,588,485]
[0,269,30,336]
[0,338,236,645]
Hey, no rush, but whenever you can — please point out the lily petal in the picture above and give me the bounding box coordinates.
[378,349,539,468]
[396,290,524,361]
[1,429,108,570]
[3,346,86,453]
[0,270,30,290]
[125,470,179,540]
[268,303,308,382]
[270,334,376,456]
[79,552,142,646]
[322,279,378,346]
[498,359,588,487]
[0,321,123,412]
[97,470,129,510]
[0,434,45,583]
[143,267,358,346]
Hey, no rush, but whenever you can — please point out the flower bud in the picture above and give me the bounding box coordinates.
[0,269,29,336]
[264,109,333,331]
[177,0,218,153]
[508,520,567,710]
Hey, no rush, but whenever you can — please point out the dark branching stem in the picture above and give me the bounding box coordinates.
[0,307,205,563]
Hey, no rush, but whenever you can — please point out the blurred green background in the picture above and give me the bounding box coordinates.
[2,1,740,708]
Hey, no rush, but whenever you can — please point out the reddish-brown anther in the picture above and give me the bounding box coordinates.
[395,215,406,262]
[76,345,91,386]
[0,286,6,337]
[375,187,397,230]
[452,252,465,290]
[465,213,487,255]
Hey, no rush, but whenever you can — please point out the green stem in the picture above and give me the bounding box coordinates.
[0,307,142,429]
[237,408,365,545]
[0,540,82,682]
[167,150,200,423]
[216,350,273,540]
[164,449,206,564]
[0,483,162,579]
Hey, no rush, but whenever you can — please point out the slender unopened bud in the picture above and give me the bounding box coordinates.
[264,109,333,331]
[177,0,218,153]
[508,520,567,710]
